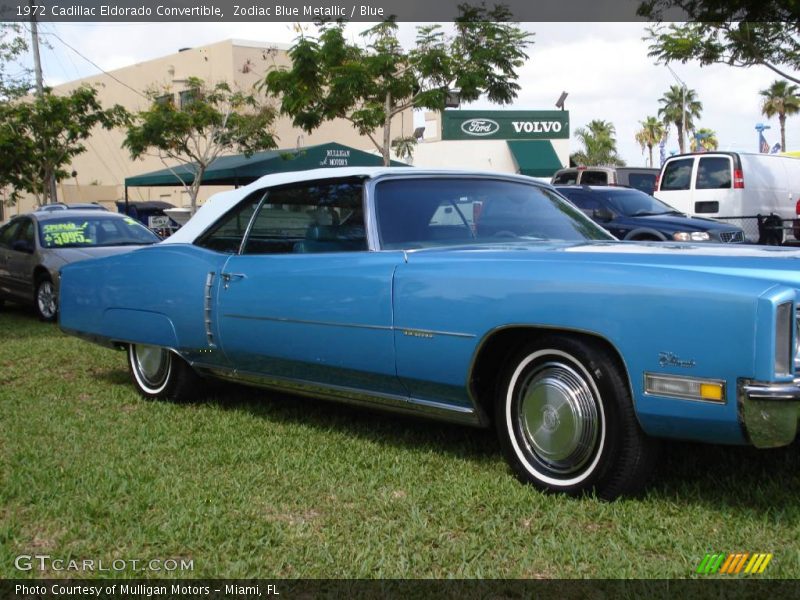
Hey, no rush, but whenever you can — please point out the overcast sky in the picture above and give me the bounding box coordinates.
[26,21,799,165]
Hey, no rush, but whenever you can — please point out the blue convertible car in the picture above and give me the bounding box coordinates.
[59,168,800,499]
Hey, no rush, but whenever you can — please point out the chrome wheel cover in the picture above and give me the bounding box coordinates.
[133,344,171,388]
[36,280,57,319]
[516,360,600,476]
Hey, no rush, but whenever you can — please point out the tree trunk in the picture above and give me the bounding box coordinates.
[676,122,685,154]
[190,167,205,215]
[647,144,654,168]
[780,113,786,152]
[382,92,392,166]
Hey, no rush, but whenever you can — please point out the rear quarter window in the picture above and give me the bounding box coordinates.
[660,158,693,191]
[578,171,609,185]
[696,156,732,189]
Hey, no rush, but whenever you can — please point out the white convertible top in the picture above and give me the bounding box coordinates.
[163,167,416,244]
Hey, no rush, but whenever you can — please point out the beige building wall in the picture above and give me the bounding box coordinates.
[6,39,412,217]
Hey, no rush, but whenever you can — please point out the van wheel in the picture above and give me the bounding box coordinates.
[495,335,659,500]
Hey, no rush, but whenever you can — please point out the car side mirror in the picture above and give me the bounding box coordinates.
[593,208,614,222]
[11,239,34,254]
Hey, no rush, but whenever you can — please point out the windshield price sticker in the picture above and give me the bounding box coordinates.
[42,222,93,246]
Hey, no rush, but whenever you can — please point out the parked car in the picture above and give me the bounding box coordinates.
[36,202,109,212]
[59,168,800,500]
[0,210,160,321]
[115,200,180,238]
[554,185,745,243]
[654,152,800,242]
[551,166,660,194]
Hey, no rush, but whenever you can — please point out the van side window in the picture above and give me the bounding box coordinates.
[580,171,608,185]
[696,157,732,189]
[661,158,693,191]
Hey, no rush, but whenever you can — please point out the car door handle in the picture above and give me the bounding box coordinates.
[221,272,246,288]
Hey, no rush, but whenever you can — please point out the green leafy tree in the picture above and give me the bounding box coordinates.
[641,3,800,86]
[634,116,667,167]
[124,77,278,215]
[0,23,30,99]
[760,80,800,151]
[571,119,625,166]
[263,6,533,165]
[658,85,703,153]
[690,128,719,152]
[0,86,128,205]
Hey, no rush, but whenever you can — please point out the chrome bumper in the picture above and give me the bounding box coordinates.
[739,379,800,448]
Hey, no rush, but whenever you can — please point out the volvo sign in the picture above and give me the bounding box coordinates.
[443,110,569,141]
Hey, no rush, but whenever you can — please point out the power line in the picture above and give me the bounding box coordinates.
[39,28,149,100]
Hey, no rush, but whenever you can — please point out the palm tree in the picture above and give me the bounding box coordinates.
[634,116,666,167]
[572,119,625,166]
[689,128,718,152]
[760,80,800,152]
[658,85,703,153]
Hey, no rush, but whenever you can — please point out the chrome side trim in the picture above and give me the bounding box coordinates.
[198,365,482,427]
[204,272,216,348]
[221,314,393,331]
[738,378,800,448]
[219,314,475,340]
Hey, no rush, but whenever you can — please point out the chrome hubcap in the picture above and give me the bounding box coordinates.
[518,361,599,474]
[37,281,56,318]
[134,345,170,387]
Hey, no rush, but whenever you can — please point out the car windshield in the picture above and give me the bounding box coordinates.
[601,189,680,217]
[375,178,614,249]
[38,216,160,248]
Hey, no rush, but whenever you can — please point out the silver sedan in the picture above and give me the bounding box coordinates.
[0,209,159,321]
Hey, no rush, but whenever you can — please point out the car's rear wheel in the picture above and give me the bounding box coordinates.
[34,276,57,322]
[127,344,201,402]
[495,335,658,500]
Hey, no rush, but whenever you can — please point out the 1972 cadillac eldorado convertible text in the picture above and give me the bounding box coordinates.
[59,168,800,499]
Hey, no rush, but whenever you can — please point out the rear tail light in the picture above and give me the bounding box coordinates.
[794,199,800,241]
[654,174,660,191]
[733,169,745,189]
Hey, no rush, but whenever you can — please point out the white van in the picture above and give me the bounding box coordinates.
[654,152,800,240]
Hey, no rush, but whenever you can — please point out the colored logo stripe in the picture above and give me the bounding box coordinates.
[697,553,773,575]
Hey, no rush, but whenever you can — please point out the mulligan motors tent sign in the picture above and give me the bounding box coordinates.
[442,110,569,141]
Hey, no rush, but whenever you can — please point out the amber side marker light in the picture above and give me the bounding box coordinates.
[645,374,726,403]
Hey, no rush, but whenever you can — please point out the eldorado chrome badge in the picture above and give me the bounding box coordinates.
[658,352,696,368]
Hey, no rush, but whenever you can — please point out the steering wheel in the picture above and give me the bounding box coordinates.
[493,230,519,238]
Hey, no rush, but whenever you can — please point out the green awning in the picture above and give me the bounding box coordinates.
[506,140,564,177]
[124,142,405,187]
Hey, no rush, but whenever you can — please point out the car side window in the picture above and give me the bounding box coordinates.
[242,179,367,255]
[195,190,265,254]
[696,157,732,189]
[661,159,693,191]
[0,221,21,249]
[563,192,602,217]
[18,219,34,243]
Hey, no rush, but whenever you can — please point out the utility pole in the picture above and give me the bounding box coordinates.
[29,2,58,204]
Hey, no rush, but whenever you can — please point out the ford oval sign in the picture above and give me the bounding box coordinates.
[460,118,500,137]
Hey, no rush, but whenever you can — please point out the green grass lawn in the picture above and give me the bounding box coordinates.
[1,305,799,579]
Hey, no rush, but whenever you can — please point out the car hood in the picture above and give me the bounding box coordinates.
[404,240,800,287]
[622,213,736,232]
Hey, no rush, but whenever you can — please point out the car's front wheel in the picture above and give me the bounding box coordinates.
[495,335,658,500]
[127,344,201,402]
[34,275,57,322]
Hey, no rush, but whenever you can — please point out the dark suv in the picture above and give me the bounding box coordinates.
[554,185,746,243]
